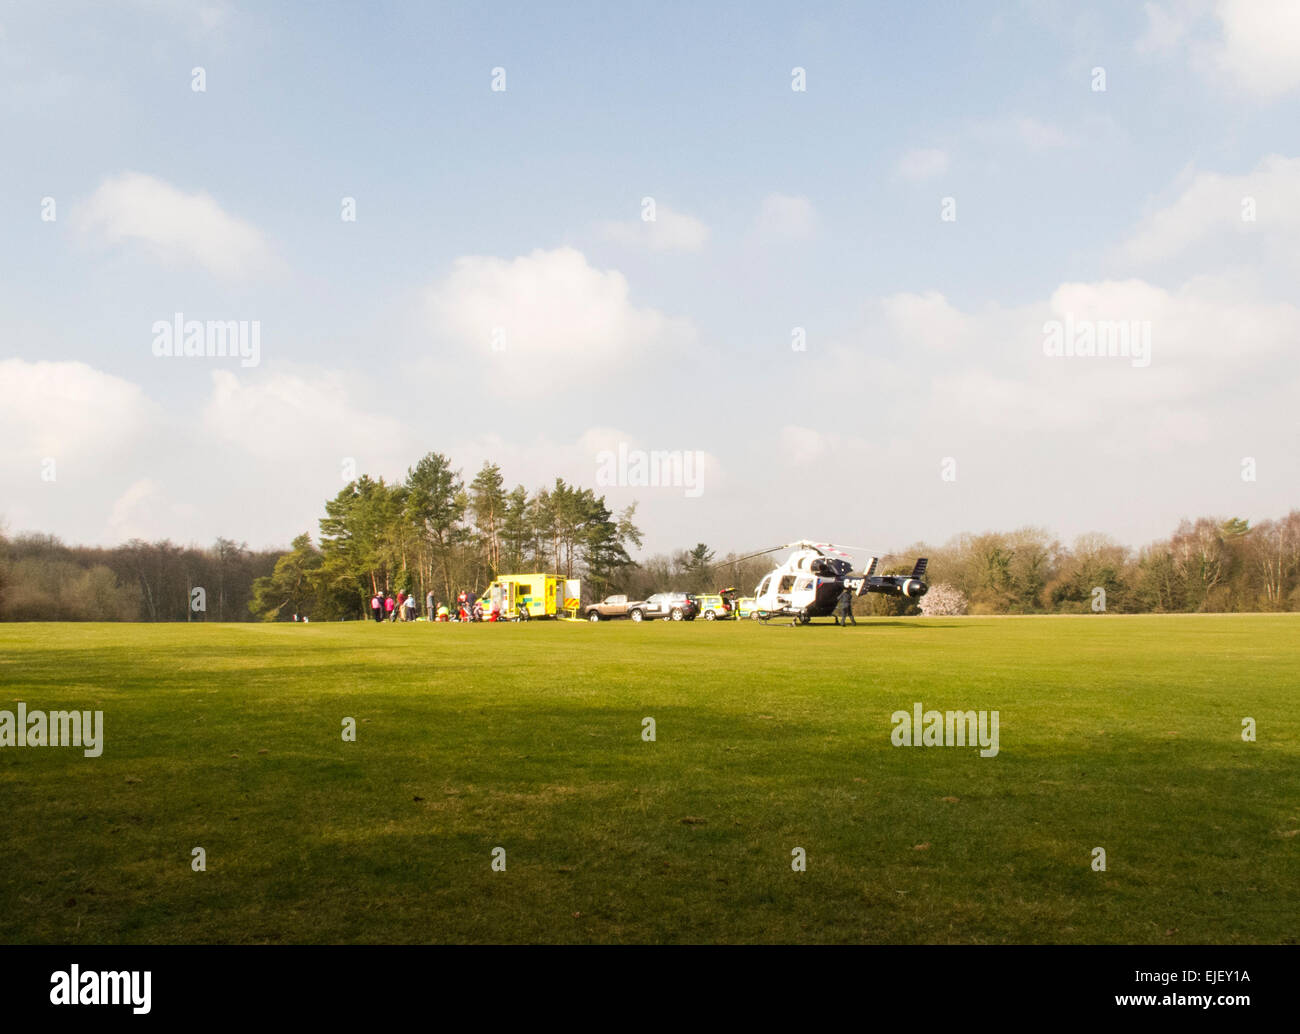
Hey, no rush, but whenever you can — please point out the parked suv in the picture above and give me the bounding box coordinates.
[630,592,698,622]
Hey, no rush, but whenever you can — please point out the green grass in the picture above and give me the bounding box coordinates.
[1,615,1297,944]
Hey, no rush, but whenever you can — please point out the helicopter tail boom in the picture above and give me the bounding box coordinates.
[849,557,929,599]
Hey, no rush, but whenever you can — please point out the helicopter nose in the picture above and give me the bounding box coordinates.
[903,579,928,598]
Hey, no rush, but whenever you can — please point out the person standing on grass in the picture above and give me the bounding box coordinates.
[426,589,435,621]
[385,593,396,622]
[404,593,417,622]
[370,593,382,623]
[835,587,856,626]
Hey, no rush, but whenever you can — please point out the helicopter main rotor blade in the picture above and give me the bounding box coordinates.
[719,544,794,566]
[813,542,889,557]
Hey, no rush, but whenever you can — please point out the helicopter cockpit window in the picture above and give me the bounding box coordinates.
[778,575,796,593]
[757,576,771,596]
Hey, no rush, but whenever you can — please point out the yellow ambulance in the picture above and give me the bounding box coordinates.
[478,574,581,619]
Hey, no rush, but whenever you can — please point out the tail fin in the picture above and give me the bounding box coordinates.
[864,556,879,577]
[911,558,928,580]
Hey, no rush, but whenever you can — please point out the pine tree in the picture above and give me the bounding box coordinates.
[469,462,507,575]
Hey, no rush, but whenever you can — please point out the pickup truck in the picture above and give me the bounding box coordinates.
[585,595,641,621]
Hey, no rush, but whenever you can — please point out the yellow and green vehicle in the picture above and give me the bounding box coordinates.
[478,574,581,619]
[695,593,734,620]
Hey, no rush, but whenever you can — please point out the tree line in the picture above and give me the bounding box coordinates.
[862,512,1300,616]
[3,455,1297,620]
[247,453,644,621]
[586,514,1300,617]
[0,533,279,622]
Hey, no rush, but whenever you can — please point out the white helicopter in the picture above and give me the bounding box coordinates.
[734,540,928,624]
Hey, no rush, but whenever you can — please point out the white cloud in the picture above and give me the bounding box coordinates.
[128,0,231,34]
[1120,154,1300,264]
[963,114,1096,158]
[202,368,405,463]
[878,291,980,354]
[197,3,228,31]
[1047,277,1297,370]
[832,274,1300,443]
[1214,0,1300,98]
[1138,1,1300,98]
[1016,117,1076,150]
[577,426,636,459]
[779,426,852,464]
[896,148,949,180]
[0,359,165,543]
[1136,1,1196,54]
[0,363,397,545]
[599,204,710,251]
[796,270,1300,548]
[0,359,154,462]
[927,368,1095,433]
[423,247,694,388]
[107,478,198,542]
[189,368,421,547]
[74,172,276,278]
[754,193,817,238]
[575,426,721,505]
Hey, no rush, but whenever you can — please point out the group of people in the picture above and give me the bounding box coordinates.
[367,589,532,624]
[444,590,531,623]
[368,591,420,622]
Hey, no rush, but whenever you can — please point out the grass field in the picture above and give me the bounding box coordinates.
[1,615,1297,944]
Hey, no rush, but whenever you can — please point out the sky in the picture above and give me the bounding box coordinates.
[2,0,1298,559]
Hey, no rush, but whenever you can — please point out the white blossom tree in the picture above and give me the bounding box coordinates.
[919,583,968,616]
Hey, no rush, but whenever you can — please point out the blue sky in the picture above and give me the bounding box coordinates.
[2,0,1299,557]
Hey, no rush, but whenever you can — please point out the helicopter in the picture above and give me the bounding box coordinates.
[732,540,929,625]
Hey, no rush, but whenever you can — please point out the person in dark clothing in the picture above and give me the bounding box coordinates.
[835,587,856,626]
